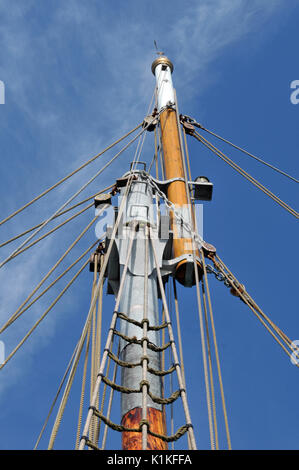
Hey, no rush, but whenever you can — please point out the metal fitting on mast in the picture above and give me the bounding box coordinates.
[151,56,174,75]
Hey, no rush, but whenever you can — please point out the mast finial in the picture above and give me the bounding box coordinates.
[154,40,164,56]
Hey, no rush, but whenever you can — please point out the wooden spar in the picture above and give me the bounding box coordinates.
[152,56,202,287]
[160,108,195,285]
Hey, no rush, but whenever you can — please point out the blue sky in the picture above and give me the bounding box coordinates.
[0,0,298,450]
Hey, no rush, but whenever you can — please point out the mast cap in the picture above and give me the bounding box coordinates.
[151,56,174,75]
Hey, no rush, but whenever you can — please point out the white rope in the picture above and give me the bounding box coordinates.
[0,128,147,269]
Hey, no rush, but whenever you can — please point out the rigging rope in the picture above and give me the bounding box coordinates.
[0,124,141,228]
[149,228,197,450]
[21,104,204,450]
[56,174,138,448]
[45,148,135,448]
[154,127,159,179]
[47,288,93,450]
[177,100,216,450]
[94,254,104,446]
[80,270,194,449]
[78,221,139,449]
[201,252,232,450]
[75,310,91,450]
[167,281,174,450]
[201,279,219,450]
[183,122,231,449]
[197,123,299,183]
[172,279,187,390]
[192,252,216,450]
[79,221,197,450]
[0,127,148,270]
[10,202,93,261]
[0,206,109,335]
[192,131,299,219]
[153,124,296,373]
[100,343,120,450]
[208,253,298,365]
[215,254,293,349]
[181,121,201,450]
[1,239,99,334]
[141,225,149,449]
[0,185,114,250]
[0,257,89,371]
[33,106,296,450]
[49,200,135,447]
[157,122,165,180]
[89,256,98,445]
[85,409,191,445]
[7,102,202,450]
[34,340,79,449]
[96,335,115,448]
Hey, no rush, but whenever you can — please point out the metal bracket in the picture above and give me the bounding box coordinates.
[115,173,213,201]
[180,114,204,130]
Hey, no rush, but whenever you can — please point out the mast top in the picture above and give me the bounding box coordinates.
[151,55,174,75]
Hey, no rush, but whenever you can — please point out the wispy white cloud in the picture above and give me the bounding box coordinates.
[172,0,284,75]
[0,0,286,132]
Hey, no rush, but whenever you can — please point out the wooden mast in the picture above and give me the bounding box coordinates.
[152,55,201,287]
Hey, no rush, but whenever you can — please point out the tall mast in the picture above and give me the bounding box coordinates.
[117,55,196,450]
[79,55,198,451]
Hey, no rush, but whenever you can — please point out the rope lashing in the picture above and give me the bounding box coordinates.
[99,375,181,405]
[112,329,172,352]
[107,350,176,376]
[83,408,191,444]
[116,311,168,330]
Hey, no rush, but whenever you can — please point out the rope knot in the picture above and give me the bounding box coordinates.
[139,380,150,391]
